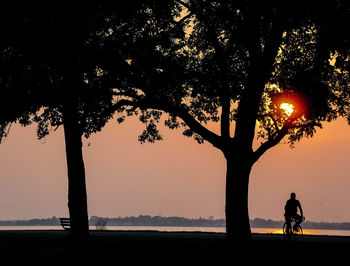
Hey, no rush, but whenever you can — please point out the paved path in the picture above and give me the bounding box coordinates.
[1,229,350,243]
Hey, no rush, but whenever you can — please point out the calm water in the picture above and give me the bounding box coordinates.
[0,226,349,236]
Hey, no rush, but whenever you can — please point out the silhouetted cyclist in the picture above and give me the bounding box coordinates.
[284,192,304,234]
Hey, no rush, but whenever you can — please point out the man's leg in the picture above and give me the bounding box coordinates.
[285,216,292,234]
[292,214,303,233]
[295,214,302,227]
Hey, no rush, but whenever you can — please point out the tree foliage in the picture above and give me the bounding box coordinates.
[1,0,349,242]
[99,0,350,240]
[1,1,169,140]
[0,0,182,243]
[105,1,343,154]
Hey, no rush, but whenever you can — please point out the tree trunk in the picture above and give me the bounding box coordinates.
[224,150,253,242]
[63,105,89,245]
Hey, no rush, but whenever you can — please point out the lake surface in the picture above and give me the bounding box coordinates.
[0,226,349,236]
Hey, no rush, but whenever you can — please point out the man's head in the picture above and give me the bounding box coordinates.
[290,192,296,199]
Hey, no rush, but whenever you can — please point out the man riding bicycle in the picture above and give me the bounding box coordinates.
[284,192,304,234]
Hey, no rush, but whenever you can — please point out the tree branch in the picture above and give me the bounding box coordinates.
[234,11,285,147]
[174,0,191,10]
[112,97,222,149]
[175,11,193,25]
[220,97,230,139]
[253,127,288,163]
[253,118,317,162]
[174,104,222,148]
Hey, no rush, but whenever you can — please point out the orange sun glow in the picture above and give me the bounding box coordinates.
[280,103,295,117]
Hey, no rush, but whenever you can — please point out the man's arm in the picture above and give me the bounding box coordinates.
[284,201,288,214]
[298,201,303,217]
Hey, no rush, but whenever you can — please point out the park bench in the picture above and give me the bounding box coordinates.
[59,217,71,231]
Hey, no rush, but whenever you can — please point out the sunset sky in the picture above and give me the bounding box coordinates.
[0,115,350,223]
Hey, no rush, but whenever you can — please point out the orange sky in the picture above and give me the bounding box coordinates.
[0,116,349,223]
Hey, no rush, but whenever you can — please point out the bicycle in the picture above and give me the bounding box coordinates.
[282,216,305,240]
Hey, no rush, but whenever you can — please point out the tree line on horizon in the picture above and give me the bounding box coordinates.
[0,215,226,227]
[1,0,350,249]
[2,216,350,231]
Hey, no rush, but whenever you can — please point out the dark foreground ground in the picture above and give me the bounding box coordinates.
[0,230,349,266]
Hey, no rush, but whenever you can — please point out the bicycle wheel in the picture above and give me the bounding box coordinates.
[282,222,291,236]
[292,225,303,239]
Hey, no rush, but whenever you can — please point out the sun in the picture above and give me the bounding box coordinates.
[280,103,295,117]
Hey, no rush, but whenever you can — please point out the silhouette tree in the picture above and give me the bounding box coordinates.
[0,1,112,244]
[103,1,346,241]
[320,2,350,122]
[2,0,348,245]
[1,1,180,246]
[0,3,42,141]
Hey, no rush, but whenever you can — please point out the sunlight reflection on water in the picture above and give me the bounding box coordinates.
[252,227,350,236]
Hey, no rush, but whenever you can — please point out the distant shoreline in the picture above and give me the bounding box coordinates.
[0,216,349,231]
[250,218,350,231]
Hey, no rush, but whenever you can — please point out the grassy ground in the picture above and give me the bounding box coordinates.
[0,231,348,265]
